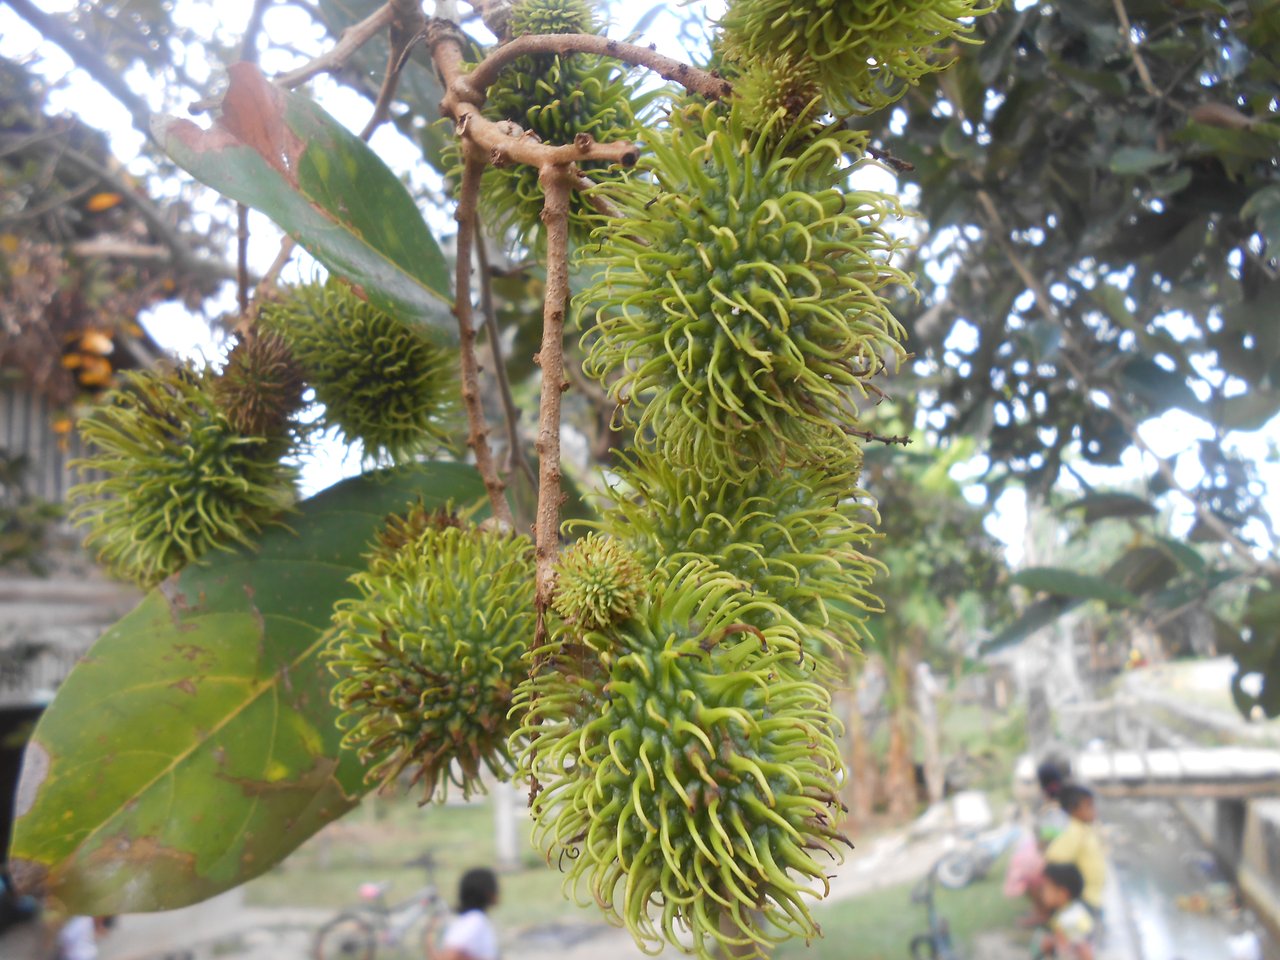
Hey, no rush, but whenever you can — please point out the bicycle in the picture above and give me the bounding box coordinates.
[908,859,961,960]
[313,853,449,960]
[933,823,1020,890]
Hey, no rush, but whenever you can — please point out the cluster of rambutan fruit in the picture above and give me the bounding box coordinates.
[72,0,993,955]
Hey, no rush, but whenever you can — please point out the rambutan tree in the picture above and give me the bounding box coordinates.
[3,0,1027,956]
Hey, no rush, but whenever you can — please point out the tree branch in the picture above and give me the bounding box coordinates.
[975,189,1279,577]
[467,33,732,101]
[532,165,573,649]
[1111,0,1160,99]
[6,0,156,143]
[55,145,235,283]
[456,154,517,528]
[274,2,396,87]
[429,20,640,170]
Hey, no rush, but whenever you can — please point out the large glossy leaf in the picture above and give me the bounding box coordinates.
[981,597,1084,654]
[1010,567,1138,606]
[156,63,454,341]
[9,463,484,913]
[1059,491,1157,523]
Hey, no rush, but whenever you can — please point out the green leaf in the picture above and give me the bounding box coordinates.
[1119,357,1204,414]
[981,597,1084,654]
[1011,567,1138,606]
[156,63,454,342]
[1109,146,1174,175]
[1060,491,1158,523]
[9,463,484,914]
[1242,184,1280,250]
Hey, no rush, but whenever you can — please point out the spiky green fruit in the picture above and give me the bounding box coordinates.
[70,366,297,587]
[731,52,823,134]
[477,0,648,247]
[258,282,457,463]
[552,532,644,631]
[214,331,306,446]
[327,523,536,801]
[720,0,998,113]
[370,497,462,570]
[517,567,846,959]
[598,444,880,671]
[580,104,909,481]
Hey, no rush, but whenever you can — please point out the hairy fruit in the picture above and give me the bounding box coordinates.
[516,566,847,959]
[580,104,909,481]
[327,523,536,801]
[258,282,458,463]
[71,365,296,587]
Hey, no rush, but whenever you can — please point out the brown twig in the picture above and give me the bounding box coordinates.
[476,227,538,491]
[866,143,915,173]
[430,20,639,170]
[456,153,517,528]
[532,165,574,648]
[974,189,1279,577]
[1111,0,1160,99]
[843,426,913,446]
[467,33,732,101]
[275,2,396,87]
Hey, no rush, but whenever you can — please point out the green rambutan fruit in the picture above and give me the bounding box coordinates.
[579,103,909,481]
[719,0,998,113]
[213,331,306,448]
[257,281,458,463]
[598,444,882,671]
[731,52,824,135]
[70,365,297,587]
[369,497,463,571]
[551,532,644,631]
[476,0,650,247]
[515,564,847,959]
[327,523,536,801]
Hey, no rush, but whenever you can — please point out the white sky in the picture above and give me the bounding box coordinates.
[3,0,1277,568]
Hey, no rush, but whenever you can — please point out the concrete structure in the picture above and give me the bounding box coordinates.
[1016,747,1280,800]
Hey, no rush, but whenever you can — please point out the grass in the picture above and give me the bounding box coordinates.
[779,857,1027,960]
[243,792,604,936]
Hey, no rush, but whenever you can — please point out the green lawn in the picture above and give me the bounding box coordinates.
[780,861,1027,959]
[243,793,604,934]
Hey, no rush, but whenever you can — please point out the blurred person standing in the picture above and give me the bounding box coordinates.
[427,868,499,960]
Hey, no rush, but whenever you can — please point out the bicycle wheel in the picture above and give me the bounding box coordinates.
[313,912,377,960]
[908,933,938,960]
[934,852,976,890]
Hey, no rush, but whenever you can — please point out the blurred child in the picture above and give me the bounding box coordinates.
[1045,784,1105,916]
[1036,863,1094,960]
[1005,760,1070,901]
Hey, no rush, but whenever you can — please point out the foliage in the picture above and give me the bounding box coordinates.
[9,464,486,913]
[878,0,1280,497]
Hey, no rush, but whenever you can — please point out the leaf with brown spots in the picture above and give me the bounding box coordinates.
[156,63,453,341]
